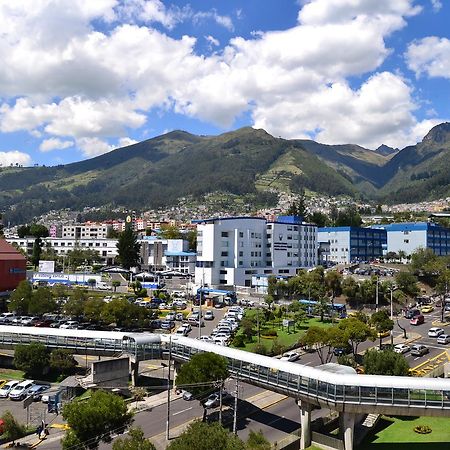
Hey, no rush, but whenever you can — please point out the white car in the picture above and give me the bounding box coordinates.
[428,327,445,338]
[0,380,19,398]
[280,352,300,362]
[394,344,411,354]
[204,310,214,320]
[9,380,34,400]
[60,320,79,329]
[199,335,213,342]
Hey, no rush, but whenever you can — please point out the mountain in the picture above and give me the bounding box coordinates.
[379,122,450,202]
[375,144,398,157]
[2,123,450,224]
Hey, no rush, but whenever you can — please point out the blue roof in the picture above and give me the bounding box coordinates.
[276,215,303,224]
[319,226,386,233]
[376,222,449,232]
[165,251,196,256]
[192,216,266,224]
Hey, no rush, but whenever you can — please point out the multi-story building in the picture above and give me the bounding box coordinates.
[7,237,118,265]
[318,227,387,264]
[195,216,318,288]
[378,222,450,256]
[139,237,195,274]
[62,222,109,239]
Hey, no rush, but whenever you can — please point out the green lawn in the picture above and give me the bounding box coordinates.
[360,416,450,450]
[0,368,25,380]
[231,316,334,353]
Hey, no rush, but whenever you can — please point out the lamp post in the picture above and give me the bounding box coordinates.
[387,284,397,345]
[166,335,173,441]
[375,276,379,313]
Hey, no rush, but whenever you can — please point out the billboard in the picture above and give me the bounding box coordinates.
[38,260,55,273]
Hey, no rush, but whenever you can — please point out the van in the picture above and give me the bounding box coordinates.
[9,380,34,400]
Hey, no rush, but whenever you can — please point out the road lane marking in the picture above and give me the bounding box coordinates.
[173,407,193,416]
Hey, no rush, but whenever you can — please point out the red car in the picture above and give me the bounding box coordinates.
[410,314,424,326]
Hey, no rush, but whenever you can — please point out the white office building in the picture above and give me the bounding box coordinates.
[62,223,110,239]
[7,237,119,265]
[195,216,317,288]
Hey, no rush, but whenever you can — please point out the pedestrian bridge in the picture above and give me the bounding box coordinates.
[1,326,450,417]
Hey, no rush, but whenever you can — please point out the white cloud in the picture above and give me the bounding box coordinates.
[0,150,32,166]
[406,37,450,79]
[205,35,220,47]
[0,0,437,158]
[118,137,138,147]
[39,138,73,152]
[430,0,442,12]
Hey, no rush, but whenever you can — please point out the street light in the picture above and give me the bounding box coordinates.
[387,284,397,345]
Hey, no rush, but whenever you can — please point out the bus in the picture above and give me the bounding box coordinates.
[298,299,347,319]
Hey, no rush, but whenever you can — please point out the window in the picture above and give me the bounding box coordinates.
[404,239,409,244]
[239,251,243,257]
[239,232,244,238]
[221,251,228,257]
[221,231,229,237]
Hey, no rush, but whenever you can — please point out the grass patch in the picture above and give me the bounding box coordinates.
[231,317,334,353]
[0,368,25,380]
[360,416,450,449]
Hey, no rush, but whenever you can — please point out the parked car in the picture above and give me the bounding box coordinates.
[27,384,50,401]
[204,310,214,321]
[182,390,193,401]
[160,320,175,330]
[165,312,176,321]
[410,315,425,326]
[175,313,185,321]
[428,327,445,338]
[394,344,411,354]
[280,351,300,362]
[60,320,79,329]
[437,334,450,344]
[410,344,429,357]
[0,380,19,398]
[203,391,232,408]
[9,380,34,400]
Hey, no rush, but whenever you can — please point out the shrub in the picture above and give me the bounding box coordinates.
[253,344,267,355]
[232,335,246,348]
[264,329,278,337]
[414,425,432,434]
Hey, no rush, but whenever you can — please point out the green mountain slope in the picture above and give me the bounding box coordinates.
[2,123,450,224]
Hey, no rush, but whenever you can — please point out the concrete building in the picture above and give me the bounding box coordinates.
[62,222,109,239]
[7,237,118,265]
[195,216,317,288]
[139,237,195,274]
[378,221,450,256]
[318,227,387,264]
[0,240,26,293]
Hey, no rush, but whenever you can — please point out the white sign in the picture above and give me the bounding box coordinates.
[39,260,55,273]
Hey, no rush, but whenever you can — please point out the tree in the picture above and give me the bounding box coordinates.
[246,430,271,450]
[31,237,43,268]
[309,212,329,228]
[338,318,375,356]
[410,247,441,277]
[286,189,308,218]
[0,411,26,444]
[186,229,197,251]
[335,206,362,227]
[112,280,121,292]
[240,318,256,343]
[66,247,101,267]
[14,343,50,377]
[166,421,245,450]
[29,223,49,238]
[363,349,409,376]
[112,427,155,450]
[64,288,87,317]
[314,297,329,322]
[83,297,106,323]
[28,287,57,315]
[8,280,32,314]
[394,271,419,297]
[299,326,346,364]
[370,310,394,349]
[62,390,133,449]
[176,353,229,398]
[50,349,77,375]
[158,224,183,239]
[116,225,141,270]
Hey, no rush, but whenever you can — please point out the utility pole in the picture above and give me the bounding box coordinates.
[390,287,394,346]
[219,381,223,425]
[166,336,172,441]
[233,378,239,434]
[375,276,379,312]
[199,270,204,339]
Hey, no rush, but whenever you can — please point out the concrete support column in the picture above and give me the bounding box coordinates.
[130,360,139,387]
[339,412,355,450]
[299,401,312,450]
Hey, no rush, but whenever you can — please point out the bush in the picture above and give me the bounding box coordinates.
[232,335,246,347]
[253,343,267,355]
[263,329,278,337]
[414,425,432,434]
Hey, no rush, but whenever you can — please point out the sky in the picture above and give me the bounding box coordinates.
[1,0,450,167]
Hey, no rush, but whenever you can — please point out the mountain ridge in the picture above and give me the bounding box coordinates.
[2,123,450,224]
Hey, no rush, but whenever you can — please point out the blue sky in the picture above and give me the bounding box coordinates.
[0,0,449,167]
